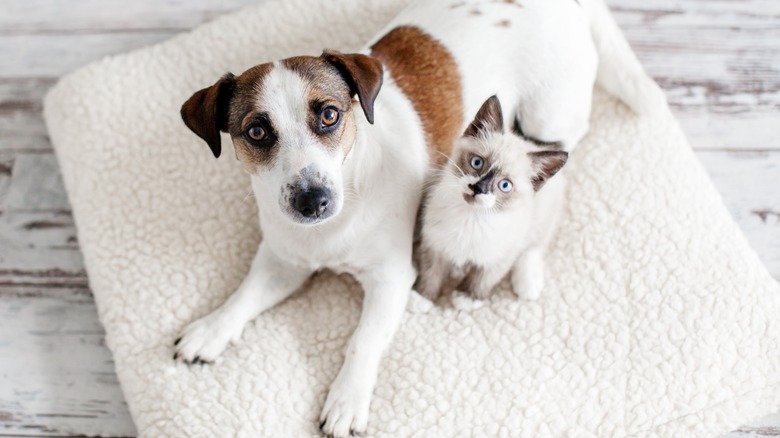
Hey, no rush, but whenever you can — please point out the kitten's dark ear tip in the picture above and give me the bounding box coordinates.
[529,150,568,191]
[464,95,504,137]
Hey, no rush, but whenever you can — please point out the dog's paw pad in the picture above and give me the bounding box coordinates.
[451,290,485,311]
[407,289,434,314]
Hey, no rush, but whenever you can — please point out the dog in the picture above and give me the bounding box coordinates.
[175,0,664,436]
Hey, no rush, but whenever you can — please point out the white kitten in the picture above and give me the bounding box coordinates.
[414,96,567,310]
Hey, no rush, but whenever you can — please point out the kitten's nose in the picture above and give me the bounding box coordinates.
[469,178,492,195]
[469,169,496,195]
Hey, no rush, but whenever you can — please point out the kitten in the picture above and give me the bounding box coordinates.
[413,96,568,310]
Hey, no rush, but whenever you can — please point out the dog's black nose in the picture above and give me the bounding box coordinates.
[293,187,332,218]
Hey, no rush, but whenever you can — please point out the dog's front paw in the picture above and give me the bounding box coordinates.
[173,311,243,364]
[319,376,370,438]
[407,289,434,314]
[451,290,485,311]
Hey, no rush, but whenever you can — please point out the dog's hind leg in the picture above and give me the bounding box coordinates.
[320,261,414,437]
[173,242,312,364]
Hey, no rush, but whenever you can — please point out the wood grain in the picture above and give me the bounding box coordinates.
[0,0,258,33]
[0,0,778,436]
[0,287,135,437]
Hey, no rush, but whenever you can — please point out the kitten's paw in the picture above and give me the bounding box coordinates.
[173,311,243,364]
[512,267,544,301]
[407,289,434,314]
[319,375,371,438]
[451,290,485,311]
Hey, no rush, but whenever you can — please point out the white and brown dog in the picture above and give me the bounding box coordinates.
[176,0,663,436]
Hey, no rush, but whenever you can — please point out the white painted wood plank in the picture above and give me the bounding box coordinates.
[0,33,175,79]
[674,110,779,152]
[0,210,86,288]
[695,150,780,280]
[0,288,135,437]
[725,413,780,437]
[0,0,259,33]
[0,79,53,152]
[0,153,69,211]
[610,0,780,151]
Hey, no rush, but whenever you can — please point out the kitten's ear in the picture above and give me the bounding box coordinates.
[529,150,568,191]
[464,95,504,137]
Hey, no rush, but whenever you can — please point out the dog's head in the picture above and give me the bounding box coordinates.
[180,51,383,226]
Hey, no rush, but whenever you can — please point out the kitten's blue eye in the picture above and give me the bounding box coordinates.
[498,179,513,192]
[470,156,484,170]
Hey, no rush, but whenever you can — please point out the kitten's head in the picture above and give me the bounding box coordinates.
[441,96,568,210]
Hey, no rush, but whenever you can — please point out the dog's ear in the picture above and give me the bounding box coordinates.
[321,50,383,124]
[180,73,236,158]
[464,95,504,137]
[528,150,568,191]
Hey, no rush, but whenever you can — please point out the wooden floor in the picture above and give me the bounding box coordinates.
[1,0,778,436]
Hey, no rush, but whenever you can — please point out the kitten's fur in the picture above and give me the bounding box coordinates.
[414,96,568,309]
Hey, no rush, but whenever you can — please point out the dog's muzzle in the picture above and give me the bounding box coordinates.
[292,187,332,219]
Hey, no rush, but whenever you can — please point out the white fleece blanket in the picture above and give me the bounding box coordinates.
[43,0,780,436]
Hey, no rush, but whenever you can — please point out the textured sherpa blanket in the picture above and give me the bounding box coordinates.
[43,0,780,436]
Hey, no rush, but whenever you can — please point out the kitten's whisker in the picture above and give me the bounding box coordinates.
[242,190,256,203]
[435,151,466,178]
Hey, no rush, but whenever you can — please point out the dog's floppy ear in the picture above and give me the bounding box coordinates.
[528,150,568,191]
[321,50,383,124]
[180,73,236,158]
[464,95,504,137]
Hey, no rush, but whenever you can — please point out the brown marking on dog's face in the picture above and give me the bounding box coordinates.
[371,26,464,166]
[180,53,380,173]
[223,63,279,171]
[280,56,358,157]
[180,52,382,225]
[496,19,511,28]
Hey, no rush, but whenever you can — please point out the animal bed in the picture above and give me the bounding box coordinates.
[43,0,780,435]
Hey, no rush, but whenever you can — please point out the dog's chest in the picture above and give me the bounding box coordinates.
[262,216,374,273]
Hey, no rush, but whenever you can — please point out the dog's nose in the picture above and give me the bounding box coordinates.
[293,187,332,218]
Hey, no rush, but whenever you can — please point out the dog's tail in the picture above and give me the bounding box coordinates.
[582,0,667,115]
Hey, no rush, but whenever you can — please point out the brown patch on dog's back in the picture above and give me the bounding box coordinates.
[496,19,511,28]
[371,26,464,165]
[469,8,482,15]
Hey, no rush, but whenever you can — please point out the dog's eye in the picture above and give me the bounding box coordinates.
[498,179,513,192]
[320,107,340,129]
[470,155,484,170]
[246,125,267,142]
